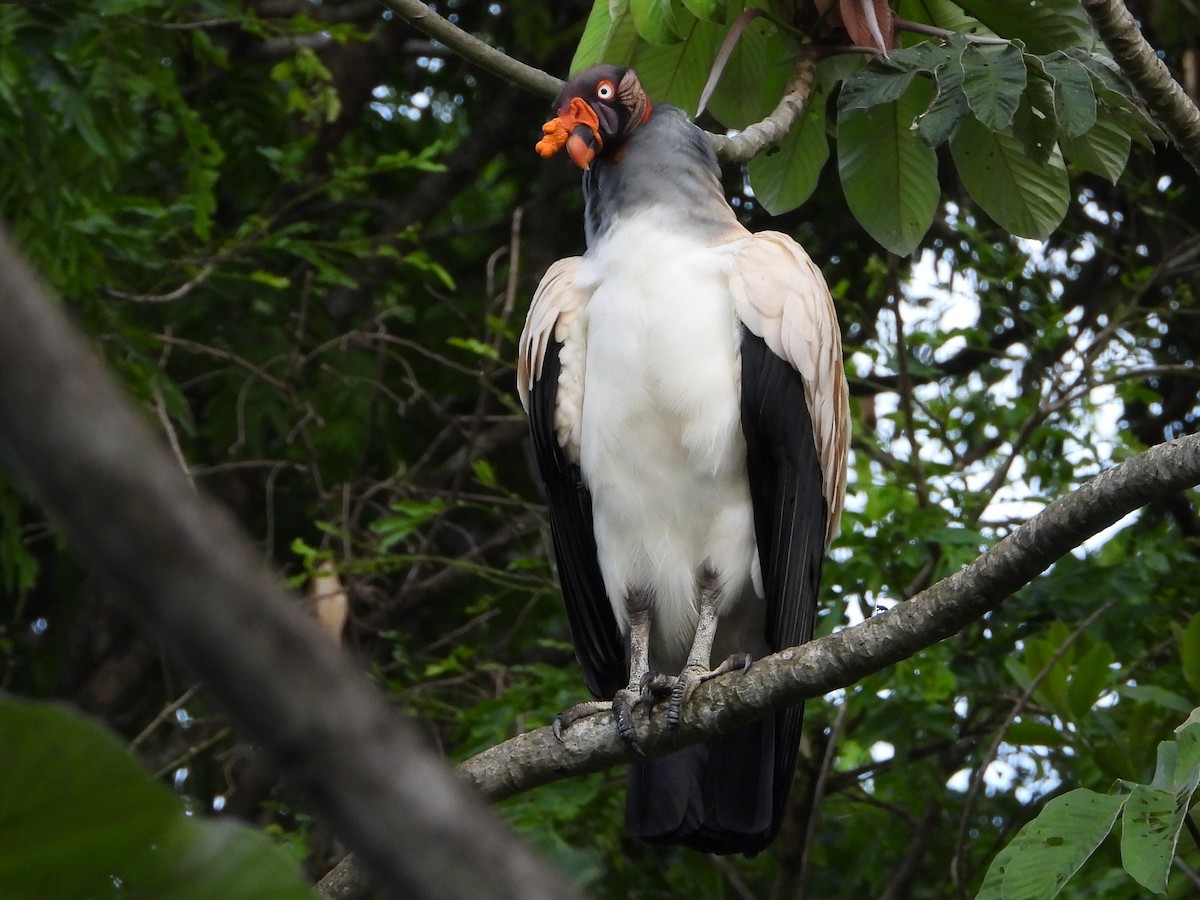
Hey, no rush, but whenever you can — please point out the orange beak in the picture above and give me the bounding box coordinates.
[535,96,603,170]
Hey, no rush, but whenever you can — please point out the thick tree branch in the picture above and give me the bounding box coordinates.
[707,51,817,164]
[0,226,581,900]
[1082,0,1200,179]
[458,431,1200,799]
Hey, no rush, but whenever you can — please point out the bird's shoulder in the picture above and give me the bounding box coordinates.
[726,231,840,362]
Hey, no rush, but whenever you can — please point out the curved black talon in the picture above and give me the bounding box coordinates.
[667,668,701,729]
[613,687,646,755]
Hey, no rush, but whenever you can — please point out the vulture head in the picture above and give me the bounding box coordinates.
[536,65,652,170]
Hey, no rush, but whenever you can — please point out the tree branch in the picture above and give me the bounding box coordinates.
[707,51,817,163]
[458,431,1200,799]
[384,0,563,98]
[1082,0,1200,179]
[0,225,581,900]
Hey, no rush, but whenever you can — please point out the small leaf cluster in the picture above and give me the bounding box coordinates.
[839,37,1159,253]
[979,713,1200,899]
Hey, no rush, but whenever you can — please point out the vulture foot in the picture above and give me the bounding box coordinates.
[612,687,648,754]
[666,653,753,729]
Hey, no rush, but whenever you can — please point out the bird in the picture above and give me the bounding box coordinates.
[517,64,849,855]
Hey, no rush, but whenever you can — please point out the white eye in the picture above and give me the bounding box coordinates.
[597,81,614,100]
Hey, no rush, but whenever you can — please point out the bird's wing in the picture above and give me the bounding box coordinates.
[518,258,626,699]
[729,231,849,836]
[729,231,849,550]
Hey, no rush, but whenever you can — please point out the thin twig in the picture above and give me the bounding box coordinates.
[130,684,201,747]
[107,263,215,303]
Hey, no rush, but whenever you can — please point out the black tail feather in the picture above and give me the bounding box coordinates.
[626,709,799,855]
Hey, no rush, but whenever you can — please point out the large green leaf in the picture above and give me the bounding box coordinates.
[838,78,939,256]
[629,14,724,112]
[916,48,969,146]
[1065,49,1167,144]
[1011,70,1058,164]
[1121,724,1200,893]
[960,43,1025,131]
[0,696,315,900]
[950,116,1068,239]
[629,0,682,46]
[976,789,1128,900]
[747,87,828,214]
[896,0,988,35]
[953,0,1094,55]
[1060,118,1130,183]
[704,16,792,129]
[839,41,958,113]
[1042,52,1097,138]
[571,0,641,73]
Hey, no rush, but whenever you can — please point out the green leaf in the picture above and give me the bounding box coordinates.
[1115,683,1195,714]
[1065,53,1167,145]
[704,17,792,129]
[571,0,642,73]
[838,78,939,256]
[916,49,969,146]
[960,43,1026,131]
[1011,78,1058,165]
[838,58,920,113]
[840,41,960,113]
[629,0,682,46]
[1121,726,1200,893]
[680,0,728,22]
[747,87,828,215]
[447,336,501,361]
[629,15,724,112]
[1180,612,1200,693]
[950,116,1068,239]
[250,270,291,289]
[953,0,1095,55]
[976,788,1127,900]
[473,459,498,488]
[1060,118,1130,183]
[1066,642,1114,723]
[0,696,315,900]
[371,498,447,549]
[1042,53,1097,138]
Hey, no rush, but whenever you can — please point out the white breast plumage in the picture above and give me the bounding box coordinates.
[575,216,759,669]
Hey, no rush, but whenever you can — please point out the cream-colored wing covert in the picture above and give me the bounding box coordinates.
[517,257,624,699]
[517,256,588,462]
[728,231,850,546]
